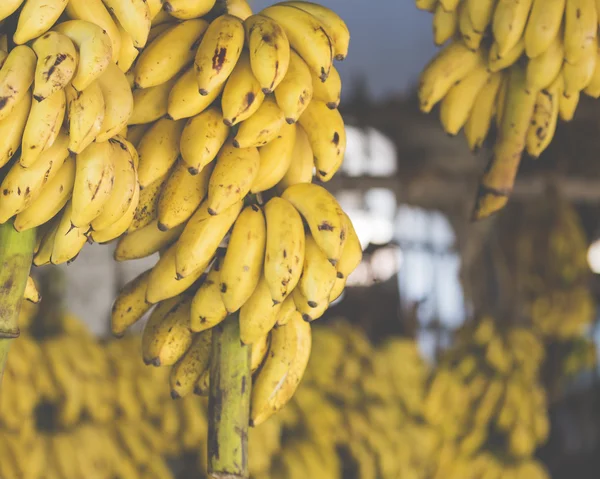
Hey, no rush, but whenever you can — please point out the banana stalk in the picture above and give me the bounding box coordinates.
[208,314,251,479]
[0,220,35,385]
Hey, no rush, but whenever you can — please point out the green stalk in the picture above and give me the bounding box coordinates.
[0,221,36,383]
[208,315,251,479]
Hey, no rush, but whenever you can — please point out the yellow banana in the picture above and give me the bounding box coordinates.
[158,159,212,231]
[95,63,134,142]
[282,183,346,263]
[221,50,265,126]
[163,0,216,20]
[110,269,152,337]
[129,76,179,125]
[33,218,59,266]
[206,141,260,215]
[563,40,598,95]
[128,171,169,232]
[0,89,31,169]
[488,38,525,72]
[525,0,566,58]
[275,295,297,326]
[278,124,314,190]
[244,14,291,93]
[464,72,504,152]
[564,0,598,64]
[168,67,224,120]
[458,1,483,50]
[23,275,41,304]
[584,46,600,97]
[65,82,105,154]
[51,201,89,264]
[136,118,185,188]
[135,19,209,89]
[312,63,340,109]
[179,106,230,174]
[31,31,77,101]
[252,122,296,192]
[526,82,561,158]
[559,88,580,121]
[169,331,212,399]
[439,0,461,10]
[263,196,305,303]
[233,95,285,148]
[0,0,25,22]
[13,0,68,45]
[14,155,75,232]
[240,275,282,345]
[90,181,140,243]
[71,140,115,227]
[115,21,139,73]
[221,0,253,19]
[194,368,210,396]
[190,258,228,332]
[526,32,564,91]
[274,50,313,124]
[175,199,243,278]
[299,233,337,305]
[335,211,362,281]
[293,289,328,322]
[127,123,151,147]
[250,332,270,373]
[194,14,245,95]
[0,45,36,121]
[416,0,437,10]
[54,20,113,91]
[115,220,183,260]
[146,0,163,19]
[466,0,496,33]
[492,0,533,58]
[219,205,266,313]
[102,0,151,48]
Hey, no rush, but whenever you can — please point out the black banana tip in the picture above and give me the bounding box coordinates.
[151,358,161,367]
[170,390,181,399]
[176,273,184,281]
[249,419,255,427]
[232,139,240,148]
[112,331,125,339]
[157,222,169,232]
[199,88,209,96]
[188,166,199,175]
[163,2,173,12]
[261,88,272,95]
[302,314,312,322]
[207,208,218,216]
[307,301,318,308]
[326,102,338,110]
[285,118,296,125]
[223,118,233,127]
[335,54,346,61]
[336,272,344,279]
[33,94,44,102]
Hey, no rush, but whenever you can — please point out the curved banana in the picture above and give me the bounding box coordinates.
[168,67,224,120]
[190,259,228,332]
[274,50,313,124]
[292,287,328,322]
[175,200,243,278]
[526,33,564,91]
[91,181,140,243]
[464,72,504,152]
[194,14,245,95]
[169,331,212,399]
[329,211,361,300]
[110,269,152,337]
[219,205,266,313]
[126,123,151,147]
[312,63,341,109]
[101,0,151,49]
[128,171,169,232]
[51,201,89,264]
[240,275,282,345]
[221,50,265,126]
[194,368,211,396]
[244,14,290,93]
[434,4,459,46]
[129,77,179,125]
[65,82,105,154]
[221,0,253,19]
[95,63,134,142]
[563,40,597,96]
[71,140,115,227]
[179,106,230,174]
[252,122,296,192]
[525,0,566,58]
[526,81,561,158]
[163,0,216,19]
[54,20,113,92]
[115,220,183,261]
[158,159,211,231]
[207,142,260,215]
[13,0,68,45]
[233,95,285,148]
[278,124,314,190]
[115,19,139,73]
[459,1,483,50]
[31,31,77,102]
[492,0,533,58]
[136,118,185,188]
[0,0,25,22]
[33,218,59,266]
[0,45,36,121]
[466,0,496,34]
[263,196,305,303]
[488,38,525,73]
[275,295,297,326]
[584,47,600,97]
[0,89,31,169]
[261,4,332,81]
[251,332,270,373]
[135,19,209,89]
[559,88,580,121]
[299,233,337,305]
[564,0,598,64]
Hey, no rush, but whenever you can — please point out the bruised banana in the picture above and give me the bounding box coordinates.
[110,269,153,337]
[65,82,105,154]
[190,258,228,332]
[240,275,282,345]
[31,31,76,102]
[0,45,36,122]
[0,89,31,169]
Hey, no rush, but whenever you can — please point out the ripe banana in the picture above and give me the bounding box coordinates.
[525,0,566,58]
[219,205,266,313]
[293,289,327,321]
[584,47,600,97]
[180,114,231,178]
[564,0,598,64]
[190,259,228,332]
[163,0,216,19]
[194,368,211,396]
[65,82,105,154]
[115,220,184,261]
[206,141,260,215]
[299,233,337,305]
[274,50,313,124]
[275,295,297,326]
[102,0,151,49]
[128,171,169,233]
[194,14,245,95]
[0,0,25,22]
[221,50,265,126]
[110,269,152,337]
[33,218,59,266]
[278,124,314,190]
[244,14,291,93]
[51,201,89,264]
[168,67,224,120]
[312,64,341,109]
[239,275,282,345]
[0,45,36,121]
[95,63,134,142]
[526,82,561,158]
[466,0,496,34]
[464,72,504,152]
[91,181,140,243]
[233,95,286,148]
[559,88,580,121]
[252,122,296,192]
[13,0,68,45]
[492,0,533,58]
[0,89,31,169]
[126,124,151,148]
[129,76,179,125]
[221,0,253,20]
[563,40,598,95]
[169,331,212,399]
[31,31,77,102]
[263,197,305,303]
[459,2,483,50]
[526,33,564,91]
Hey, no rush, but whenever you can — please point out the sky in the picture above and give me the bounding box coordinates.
[251,0,438,100]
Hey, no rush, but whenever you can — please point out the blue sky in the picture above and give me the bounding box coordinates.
[251,0,438,100]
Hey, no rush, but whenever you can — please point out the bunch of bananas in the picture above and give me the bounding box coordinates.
[417,0,600,219]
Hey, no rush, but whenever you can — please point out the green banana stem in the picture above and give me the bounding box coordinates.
[208,315,251,479]
[0,221,36,384]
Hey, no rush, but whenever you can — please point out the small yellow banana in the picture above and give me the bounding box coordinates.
[0,45,36,121]
[33,218,59,266]
[95,63,134,142]
[102,0,151,49]
[526,32,564,91]
[168,67,224,120]
[233,95,286,148]
[90,181,140,243]
[65,82,105,154]
[464,72,504,152]
[299,233,337,305]
[312,64,341,110]
[0,0,25,22]
[0,89,31,169]
[526,82,561,158]
[275,295,297,326]
[31,31,77,102]
[466,0,497,33]
[115,220,183,261]
[129,76,179,126]
[559,88,580,121]
[433,4,459,47]
[563,40,598,95]
[525,0,566,58]
[110,269,153,337]
[252,122,296,193]
[190,258,228,332]
[163,0,216,19]
[169,330,212,399]
[277,124,314,190]
[274,50,313,124]
[564,0,598,64]
[13,0,68,45]
[458,1,483,50]
[584,46,600,97]
[128,171,170,233]
[240,275,282,345]
[492,0,534,58]
[51,201,89,264]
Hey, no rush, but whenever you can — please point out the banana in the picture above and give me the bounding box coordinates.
[71,140,115,227]
[54,20,113,92]
[263,197,305,303]
[102,0,151,48]
[146,243,207,303]
[91,184,140,240]
[190,259,228,332]
[299,233,337,305]
[23,275,41,303]
[115,220,184,260]
[244,14,291,94]
[0,131,69,223]
[278,124,314,190]
[65,82,105,154]
[135,19,209,89]
[525,0,566,58]
[206,141,260,215]
[250,332,270,373]
[564,0,598,64]
[142,295,193,366]
[233,95,286,148]
[492,0,533,58]
[136,118,185,188]
[51,201,89,264]
[129,77,179,125]
[458,1,483,50]
[436,5,458,46]
[175,200,243,278]
[169,331,212,399]
[312,63,340,109]
[440,61,490,135]
[261,4,332,81]
[221,0,253,19]
[526,82,561,158]
[128,171,169,232]
[563,40,598,95]
[180,106,230,174]
[488,38,525,72]
[298,100,346,181]
[65,0,122,63]
[249,315,298,425]
[158,159,212,231]
[0,89,31,169]
[0,0,25,21]
[240,275,282,344]
[282,183,346,263]
[168,67,225,120]
[110,269,152,337]
[221,50,265,126]
[0,46,36,121]
[335,211,362,281]
[526,33,564,91]
[95,63,134,142]
[127,124,151,147]
[466,0,496,33]
[275,295,296,326]
[496,72,509,127]
[33,217,59,265]
[31,32,77,102]
[252,122,296,192]
[14,155,75,232]
[90,139,137,231]
[464,72,504,152]
[194,368,211,395]
[13,0,69,45]
[559,87,580,121]
[219,205,266,312]
[585,46,600,97]
[163,0,216,19]
[194,14,245,95]
[274,50,313,124]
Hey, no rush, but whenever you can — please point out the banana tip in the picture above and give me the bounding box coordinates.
[170,390,181,399]
[188,166,199,175]
[335,54,346,61]
[223,118,233,127]
[285,118,296,125]
[151,358,161,367]
[232,139,240,148]
[326,103,338,110]
[307,301,318,308]
[163,2,173,12]
[199,88,209,96]
[261,88,272,95]
[33,94,44,102]
[301,314,312,322]
[157,222,169,232]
